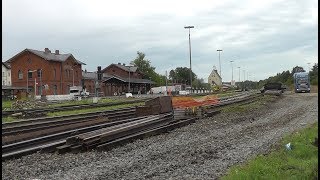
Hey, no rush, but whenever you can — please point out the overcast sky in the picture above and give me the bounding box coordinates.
[3,0,318,82]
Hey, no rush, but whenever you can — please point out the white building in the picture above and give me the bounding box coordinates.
[208,66,222,86]
[2,62,11,86]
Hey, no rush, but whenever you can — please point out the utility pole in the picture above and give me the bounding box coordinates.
[217,49,223,79]
[184,25,194,91]
[165,70,168,96]
[230,61,234,86]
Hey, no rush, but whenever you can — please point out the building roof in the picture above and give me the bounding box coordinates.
[102,75,155,84]
[2,62,11,69]
[6,48,86,65]
[82,71,97,79]
[102,63,138,73]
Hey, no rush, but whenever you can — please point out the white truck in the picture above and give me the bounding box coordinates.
[70,86,89,99]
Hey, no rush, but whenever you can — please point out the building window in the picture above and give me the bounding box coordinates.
[37,69,42,78]
[18,70,23,79]
[8,72,10,77]
[54,68,56,79]
[28,69,33,79]
[53,85,57,95]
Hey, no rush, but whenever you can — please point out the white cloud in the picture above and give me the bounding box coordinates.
[2,0,318,83]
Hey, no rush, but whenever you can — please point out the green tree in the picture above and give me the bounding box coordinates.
[310,63,318,85]
[169,67,197,87]
[132,51,155,79]
[291,66,305,75]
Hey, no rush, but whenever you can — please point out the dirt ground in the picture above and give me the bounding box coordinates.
[2,92,318,180]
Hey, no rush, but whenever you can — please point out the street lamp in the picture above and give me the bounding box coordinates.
[230,61,234,86]
[39,69,43,96]
[217,49,223,78]
[128,61,135,93]
[27,70,37,96]
[184,25,194,91]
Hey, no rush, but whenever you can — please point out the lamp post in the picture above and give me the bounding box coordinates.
[184,25,194,91]
[39,69,43,96]
[165,70,168,96]
[217,49,223,78]
[27,70,36,95]
[128,62,135,93]
[230,61,234,86]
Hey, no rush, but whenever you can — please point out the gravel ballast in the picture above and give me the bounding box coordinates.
[2,92,318,180]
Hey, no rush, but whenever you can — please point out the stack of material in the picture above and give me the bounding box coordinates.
[136,96,173,116]
[11,100,47,110]
[58,113,174,153]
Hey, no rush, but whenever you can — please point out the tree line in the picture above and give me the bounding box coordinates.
[132,51,318,90]
[132,51,210,89]
[257,63,318,88]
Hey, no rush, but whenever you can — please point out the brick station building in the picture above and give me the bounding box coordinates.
[83,63,154,96]
[5,48,86,96]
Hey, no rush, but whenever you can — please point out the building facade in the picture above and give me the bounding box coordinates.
[2,62,11,86]
[82,63,154,96]
[6,48,86,95]
[208,66,222,86]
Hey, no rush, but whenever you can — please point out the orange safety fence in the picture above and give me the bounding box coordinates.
[172,95,220,108]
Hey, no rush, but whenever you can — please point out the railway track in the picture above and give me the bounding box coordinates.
[2,91,262,161]
[2,98,150,117]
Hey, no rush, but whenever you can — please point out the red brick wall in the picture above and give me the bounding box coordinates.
[10,51,82,95]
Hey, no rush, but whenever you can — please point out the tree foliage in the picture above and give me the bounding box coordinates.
[257,64,319,88]
[168,67,197,87]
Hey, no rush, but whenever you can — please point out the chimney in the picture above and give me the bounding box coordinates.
[44,48,50,53]
[55,50,59,55]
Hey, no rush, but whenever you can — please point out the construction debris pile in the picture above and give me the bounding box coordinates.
[11,100,48,110]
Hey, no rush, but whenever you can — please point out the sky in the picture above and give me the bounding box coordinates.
[2,0,318,83]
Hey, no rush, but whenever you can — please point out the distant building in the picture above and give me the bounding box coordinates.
[2,62,11,86]
[208,66,222,86]
[82,63,155,96]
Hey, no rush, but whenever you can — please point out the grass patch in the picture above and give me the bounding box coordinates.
[2,100,13,110]
[222,122,318,180]
[47,102,144,117]
[221,95,277,113]
[2,116,15,123]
